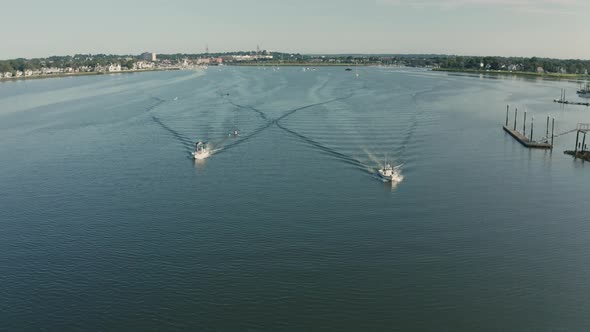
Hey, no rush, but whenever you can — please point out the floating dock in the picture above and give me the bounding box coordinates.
[503,125,552,149]
[503,105,554,149]
[553,99,590,106]
[564,150,590,161]
[553,89,590,106]
[564,126,590,161]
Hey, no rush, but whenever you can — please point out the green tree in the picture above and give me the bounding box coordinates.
[0,61,13,73]
[124,60,135,70]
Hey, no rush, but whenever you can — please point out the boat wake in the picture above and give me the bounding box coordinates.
[215,122,274,154]
[147,97,166,111]
[395,87,435,158]
[361,147,385,169]
[151,116,194,152]
[151,82,399,186]
[227,100,268,120]
[218,94,354,154]
[276,93,354,121]
[276,122,368,172]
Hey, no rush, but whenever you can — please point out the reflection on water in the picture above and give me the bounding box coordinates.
[193,157,207,170]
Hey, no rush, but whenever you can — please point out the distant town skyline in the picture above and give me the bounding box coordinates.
[2,0,589,60]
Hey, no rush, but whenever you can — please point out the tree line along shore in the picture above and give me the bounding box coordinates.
[3,52,590,81]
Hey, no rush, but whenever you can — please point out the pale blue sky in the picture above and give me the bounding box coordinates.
[2,0,589,59]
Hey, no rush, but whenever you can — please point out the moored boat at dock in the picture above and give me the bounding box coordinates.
[577,82,590,98]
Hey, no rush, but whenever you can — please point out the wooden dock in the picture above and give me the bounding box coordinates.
[553,99,590,107]
[564,150,590,161]
[503,126,552,149]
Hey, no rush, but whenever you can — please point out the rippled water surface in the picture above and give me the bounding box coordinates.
[1,68,590,331]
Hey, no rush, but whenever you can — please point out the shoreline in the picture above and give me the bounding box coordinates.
[229,62,365,67]
[433,68,590,79]
[0,68,180,83]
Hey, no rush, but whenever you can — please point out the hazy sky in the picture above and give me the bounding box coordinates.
[2,0,589,59]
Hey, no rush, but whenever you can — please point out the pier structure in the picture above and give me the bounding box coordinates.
[553,88,590,106]
[564,124,590,161]
[503,105,553,149]
[553,100,590,107]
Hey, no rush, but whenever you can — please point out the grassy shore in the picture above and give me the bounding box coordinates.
[0,68,180,82]
[433,68,590,79]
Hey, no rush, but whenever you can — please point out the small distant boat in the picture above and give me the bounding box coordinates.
[378,162,403,183]
[173,97,178,101]
[345,68,352,71]
[231,107,239,137]
[577,82,590,98]
[192,141,211,160]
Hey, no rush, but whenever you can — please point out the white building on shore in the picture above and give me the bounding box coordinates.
[133,61,155,70]
[107,63,122,72]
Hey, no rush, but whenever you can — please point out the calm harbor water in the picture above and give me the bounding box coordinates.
[1,67,590,331]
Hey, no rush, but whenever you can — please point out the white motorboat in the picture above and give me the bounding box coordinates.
[378,163,403,183]
[192,141,211,160]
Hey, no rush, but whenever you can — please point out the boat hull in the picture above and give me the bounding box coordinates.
[377,169,403,183]
[192,151,211,160]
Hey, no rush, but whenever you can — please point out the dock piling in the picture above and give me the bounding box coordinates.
[502,107,553,149]
[531,116,534,141]
[506,105,509,126]
[551,118,555,148]
[560,89,562,102]
[546,116,549,141]
[564,128,590,161]
[523,111,527,136]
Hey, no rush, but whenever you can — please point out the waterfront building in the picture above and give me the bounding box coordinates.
[141,52,157,61]
[107,63,122,72]
[133,61,155,70]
